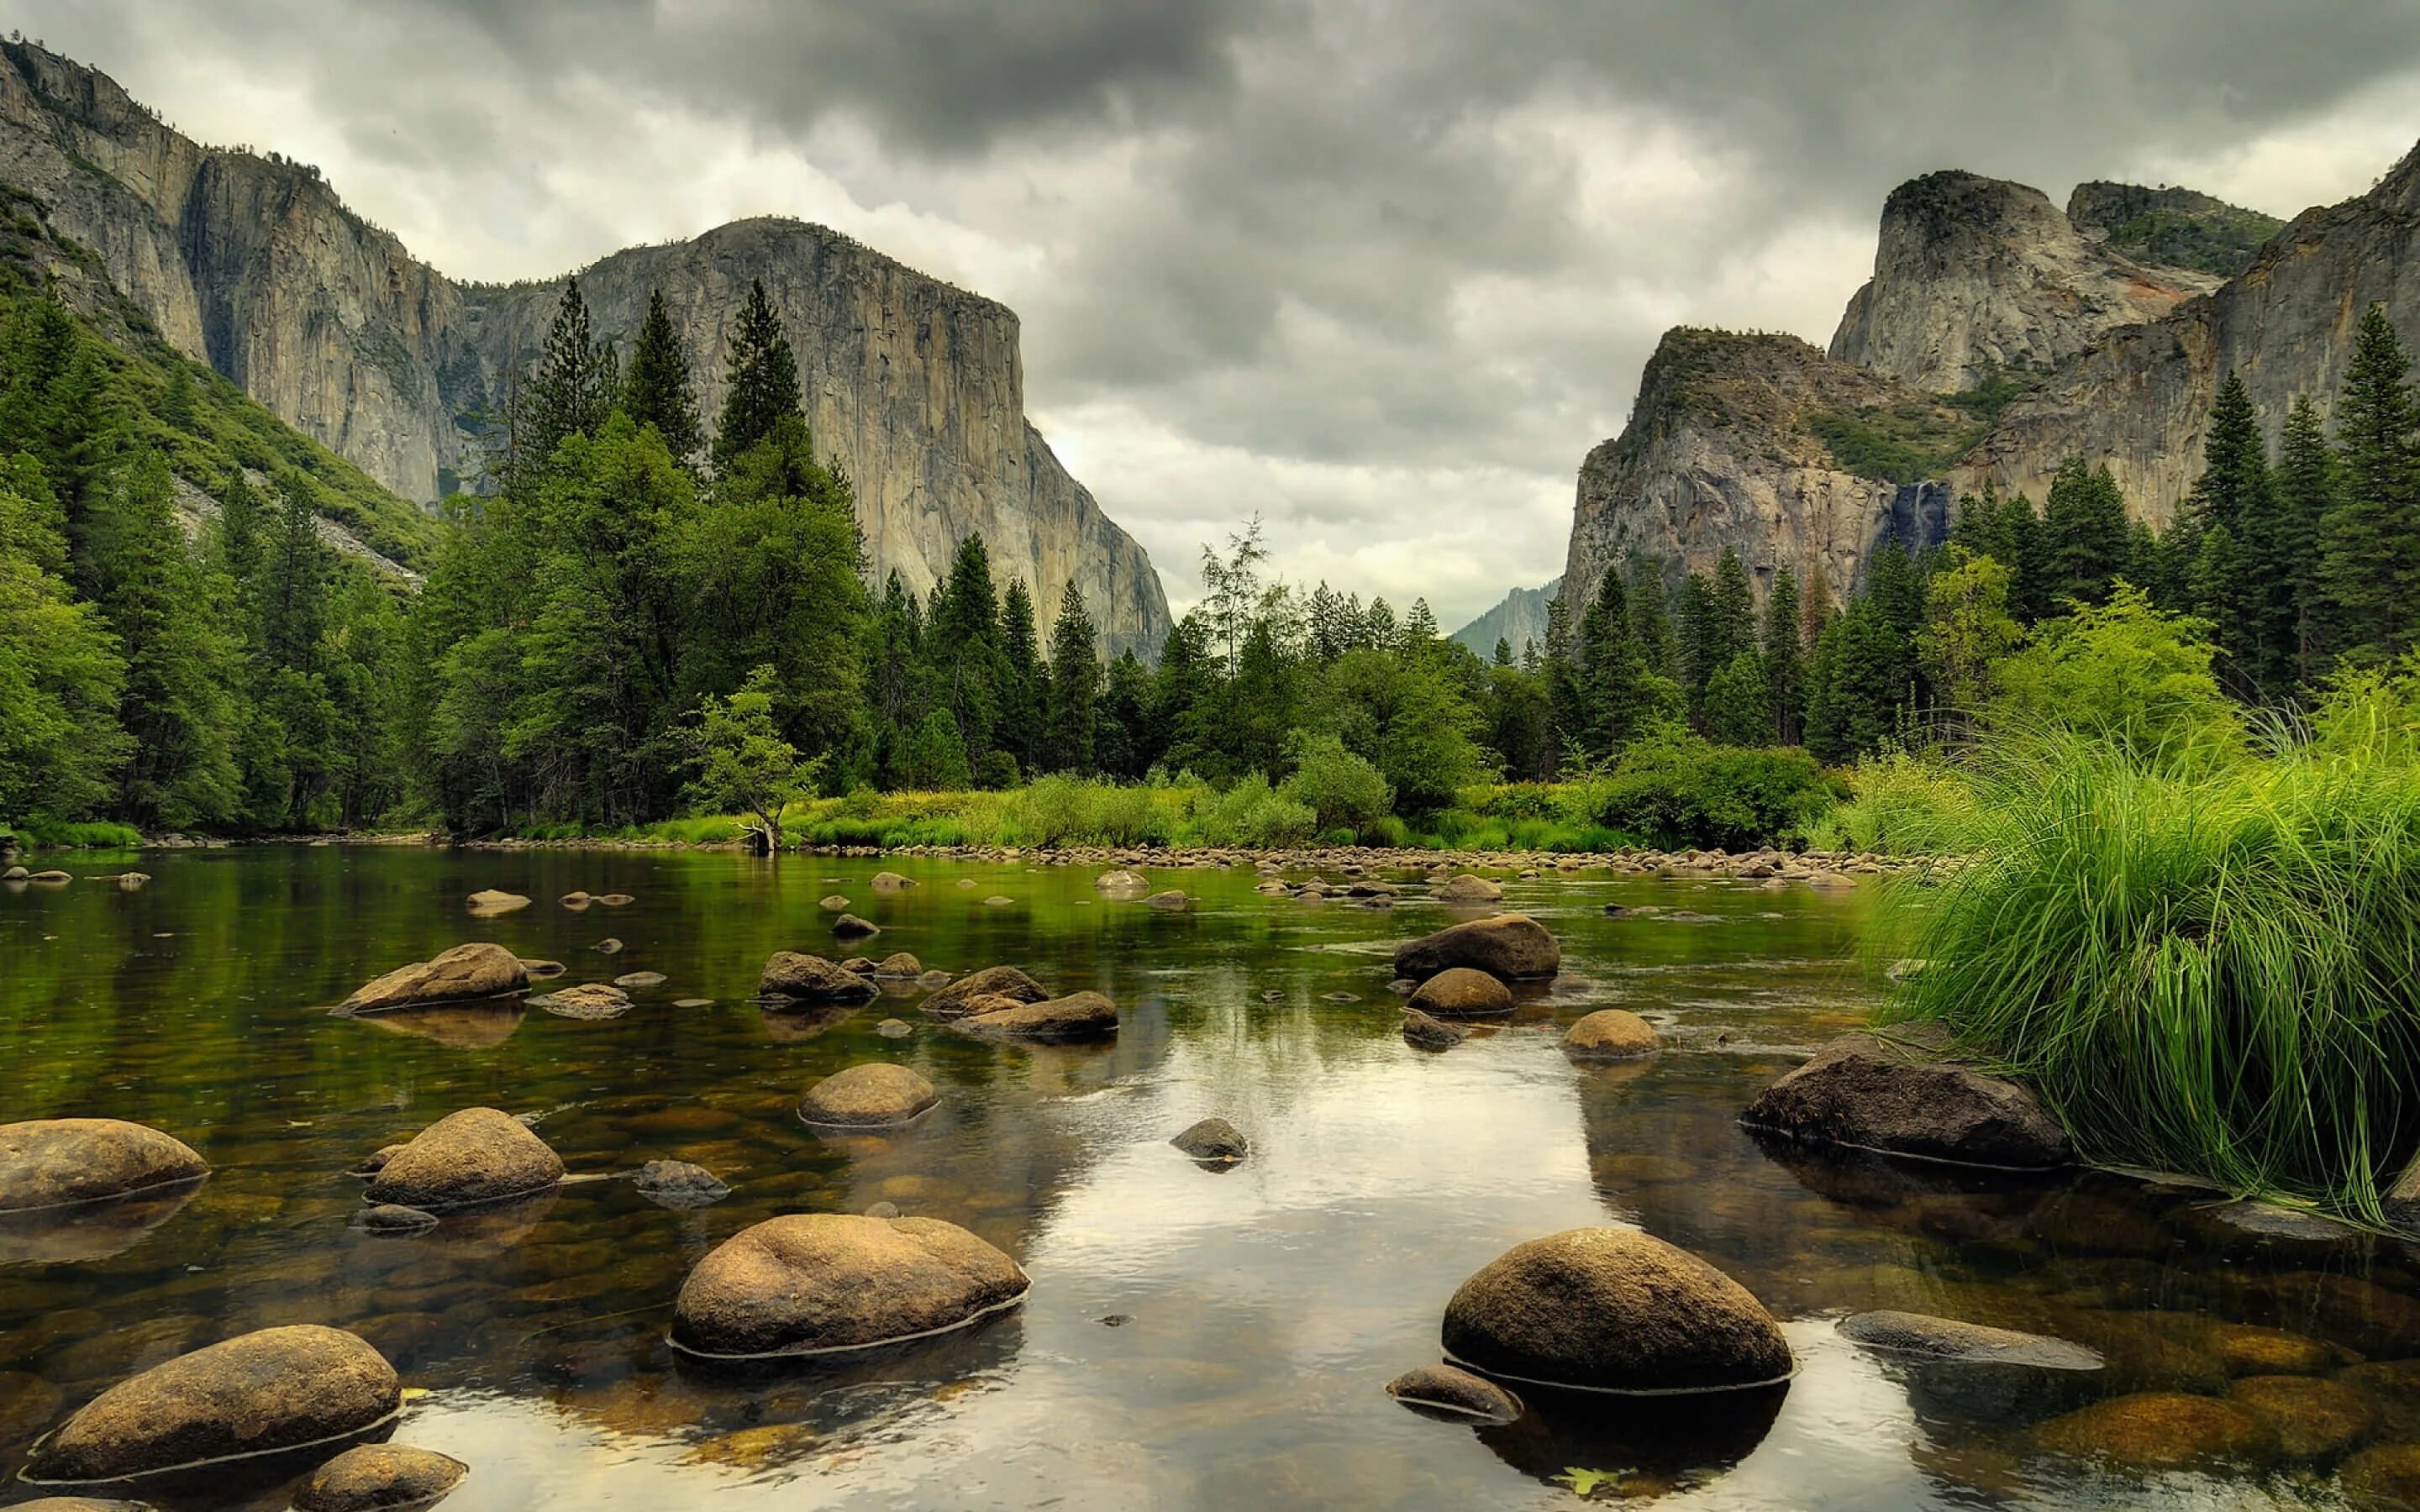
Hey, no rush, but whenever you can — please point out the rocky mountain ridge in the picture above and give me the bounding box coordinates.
[0,40,1170,655]
[1450,576,1561,661]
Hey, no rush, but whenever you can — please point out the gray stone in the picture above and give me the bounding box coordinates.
[631,1159,729,1210]
[1171,1118,1249,1163]
[1385,1363,1523,1424]
[1740,1026,2072,1169]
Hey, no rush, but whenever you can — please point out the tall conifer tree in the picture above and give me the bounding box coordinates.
[623,289,703,464]
[2319,305,2420,663]
[713,278,802,472]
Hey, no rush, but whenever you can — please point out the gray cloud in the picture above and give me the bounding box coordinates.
[14,0,2420,621]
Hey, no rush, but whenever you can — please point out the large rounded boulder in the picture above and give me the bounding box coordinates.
[1393,914,1560,983]
[1441,1227,1792,1394]
[950,991,1118,1043]
[363,1108,565,1210]
[1739,1026,2073,1169]
[760,952,880,1004]
[24,1326,399,1483]
[341,943,528,1013]
[0,1119,208,1212]
[922,966,1049,1020]
[671,1214,1028,1358]
[1563,1010,1660,1060]
[293,1443,467,1511]
[798,1063,939,1127]
[1407,968,1512,1017]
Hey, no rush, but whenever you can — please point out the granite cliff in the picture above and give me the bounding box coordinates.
[1450,576,1561,662]
[0,40,1170,655]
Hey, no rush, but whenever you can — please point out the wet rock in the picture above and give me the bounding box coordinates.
[1144,889,1190,911]
[1739,1026,2072,1169]
[294,1443,468,1511]
[558,891,592,909]
[922,966,1050,1020]
[24,1326,399,1483]
[1562,1010,1660,1060]
[613,970,667,989]
[1432,874,1503,903]
[818,895,850,911]
[465,889,529,916]
[631,1160,729,1210]
[2229,1373,2377,1460]
[1441,1227,1791,1393]
[1402,1009,1468,1051]
[352,1204,439,1235]
[872,953,923,979]
[1096,869,1149,894]
[1171,1118,1249,1163]
[798,1063,939,1127]
[1839,1311,2101,1369]
[670,1214,1028,1358]
[365,1107,566,1210]
[870,871,917,891]
[592,937,623,954]
[951,990,1119,1043]
[341,943,528,1012]
[1407,967,1512,1017]
[0,864,25,881]
[2032,1391,2272,1469]
[0,1119,208,1212]
[759,952,880,1003]
[2216,1324,2342,1377]
[839,956,880,974]
[113,873,149,890]
[518,958,566,979]
[2205,1199,2364,1247]
[673,997,713,1009]
[982,895,1014,906]
[596,893,634,906]
[876,1018,913,1038]
[27,869,70,884]
[2343,1444,2420,1509]
[864,1200,902,1219]
[832,913,881,940]
[529,983,632,1020]
[0,1368,65,1442]
[1393,913,1561,983]
[1385,1363,1523,1425]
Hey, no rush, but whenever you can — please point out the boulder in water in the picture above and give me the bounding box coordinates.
[364,1107,565,1210]
[558,891,592,909]
[518,958,566,979]
[341,943,527,1013]
[2342,1444,2420,1509]
[819,894,850,911]
[465,889,529,916]
[1096,869,1149,894]
[951,991,1118,1043]
[1171,1118,1249,1163]
[870,871,917,891]
[23,1326,399,1483]
[1393,914,1560,982]
[671,1214,1028,1358]
[2032,1391,2272,1468]
[613,970,667,989]
[1441,1227,1791,1394]
[592,937,623,955]
[27,869,71,884]
[1432,874,1503,903]
[1401,1009,1468,1051]
[923,965,1049,1020]
[760,952,880,1003]
[529,983,631,1020]
[1563,1010,1660,1060]
[351,1204,439,1235]
[0,864,26,881]
[631,1159,730,1210]
[595,893,634,906]
[0,1119,208,1212]
[1407,967,1512,1017]
[799,1063,939,1127]
[1144,890,1189,911]
[832,913,881,940]
[1385,1363,1523,1424]
[872,953,923,979]
[293,1443,467,1512]
[1739,1026,2072,1169]
[1838,1311,2101,1369]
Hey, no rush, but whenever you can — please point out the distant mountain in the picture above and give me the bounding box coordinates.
[1451,578,1562,662]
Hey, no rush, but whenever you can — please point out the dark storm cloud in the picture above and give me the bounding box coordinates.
[15,0,2420,616]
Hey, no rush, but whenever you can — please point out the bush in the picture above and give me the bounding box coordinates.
[1806,752,1976,855]
[1567,727,1838,850]
[1194,774,1318,848]
[1278,732,1393,835]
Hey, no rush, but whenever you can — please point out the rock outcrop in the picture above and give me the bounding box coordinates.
[670,1214,1028,1358]
[0,41,1170,656]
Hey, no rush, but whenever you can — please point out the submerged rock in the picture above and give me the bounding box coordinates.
[950,990,1118,1042]
[1384,1363,1523,1425]
[819,894,850,911]
[1739,1026,2072,1169]
[2343,1444,2420,1510]
[0,1119,208,1212]
[1171,1118,1249,1163]
[631,1159,730,1210]
[558,891,592,909]
[364,1107,566,1210]
[341,942,527,1013]
[922,966,1049,1020]
[2032,1391,2271,1468]
[876,1017,913,1038]
[1441,1227,1791,1394]
[832,913,881,940]
[1563,1009,1660,1060]
[613,970,667,989]
[671,1214,1028,1358]
[350,1144,407,1178]
[799,1063,939,1127]
[870,871,918,891]
[13,1498,156,1510]
[24,1326,398,1483]
[760,952,880,1003]
[595,893,634,907]
[1096,869,1149,894]
[294,1443,467,1512]
[1393,913,1560,983]
[1432,874,1503,903]
[1144,889,1190,911]
[1407,967,1512,1017]
[592,937,623,955]
[351,1204,439,1235]
[871,953,923,979]
[2228,1373,2377,1460]
[2215,1324,2341,1378]
[529,983,632,1020]
[518,958,566,979]
[1838,1311,2101,1370]
[1401,1009,1468,1051]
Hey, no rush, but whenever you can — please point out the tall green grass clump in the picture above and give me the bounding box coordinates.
[1881,682,2420,1219]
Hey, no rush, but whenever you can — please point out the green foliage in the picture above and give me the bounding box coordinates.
[1992,585,2243,766]
[2068,183,2285,276]
[1277,731,1394,835]
[712,277,802,473]
[1194,773,1318,848]
[622,288,702,465]
[2319,305,2420,665]
[1565,725,1838,851]
[682,664,816,844]
[1803,751,1978,855]
[1807,400,1987,485]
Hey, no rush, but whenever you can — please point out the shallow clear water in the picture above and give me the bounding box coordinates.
[1,848,2417,1509]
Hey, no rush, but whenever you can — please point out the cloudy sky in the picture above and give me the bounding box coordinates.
[19,2,2420,624]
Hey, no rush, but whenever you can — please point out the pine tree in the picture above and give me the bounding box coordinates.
[1711,548,1754,668]
[1761,564,1805,743]
[1702,650,1768,746]
[1098,649,1151,779]
[2319,305,2420,664]
[1624,553,1674,677]
[713,277,802,472]
[1364,596,1398,651]
[1576,566,1640,758]
[622,288,702,464]
[1492,636,1512,668]
[517,279,613,481]
[1676,570,1718,714]
[2043,459,2130,609]
[2272,396,2337,685]
[997,578,1044,774]
[929,533,1004,761]
[1541,594,1583,771]
[2187,372,2280,691]
[1043,584,1101,774]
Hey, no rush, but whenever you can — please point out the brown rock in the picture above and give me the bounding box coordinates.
[1384,1363,1523,1424]
[818,894,850,911]
[798,1063,939,1127]
[465,889,529,916]
[364,1108,565,1210]
[832,913,881,940]
[24,1326,399,1483]
[2344,1444,2420,1510]
[351,1204,438,1234]
[871,953,924,979]
[1392,913,1560,982]
[951,991,1118,1042]
[558,891,592,908]
[1432,874,1503,903]
[1563,1010,1660,1060]
[2228,1374,2377,1460]
[2032,1391,2271,1468]
[0,1119,208,1213]
[529,983,631,1020]
[1407,967,1512,1017]
[1144,889,1189,911]
[595,893,634,906]
[922,965,1049,1020]
[9,1497,152,1510]
[294,1443,468,1511]
[613,970,667,989]
[1171,1118,1249,1163]
[870,871,917,891]
[518,958,566,978]
[759,952,880,1003]
[1401,1009,1468,1051]
[1096,869,1149,893]
[1739,1026,2072,1169]
[670,1214,1028,1358]
[1837,1311,2101,1369]
[2215,1323,2340,1377]
[1440,1227,1791,1393]
[341,943,528,1012]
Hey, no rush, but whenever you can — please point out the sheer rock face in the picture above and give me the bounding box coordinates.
[0,42,1170,658]
[1556,329,1953,623]
[1828,171,2217,396]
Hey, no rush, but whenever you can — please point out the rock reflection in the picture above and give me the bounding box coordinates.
[0,1180,203,1266]
[346,1001,526,1050]
[1475,1381,1788,1499]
